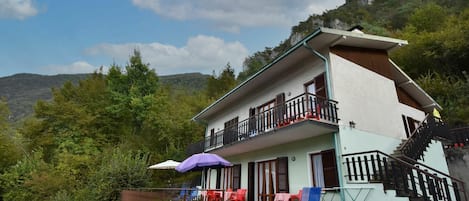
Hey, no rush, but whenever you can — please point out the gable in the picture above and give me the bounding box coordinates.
[331,45,394,80]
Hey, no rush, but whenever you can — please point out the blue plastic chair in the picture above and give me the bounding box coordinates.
[301,187,322,201]
[175,185,189,201]
[188,188,199,201]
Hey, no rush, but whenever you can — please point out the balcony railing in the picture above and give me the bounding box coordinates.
[205,93,339,151]
[343,150,467,201]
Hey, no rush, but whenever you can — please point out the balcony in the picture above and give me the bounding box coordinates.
[204,93,339,156]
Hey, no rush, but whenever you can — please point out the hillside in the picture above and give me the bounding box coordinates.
[0,72,209,122]
[239,0,469,81]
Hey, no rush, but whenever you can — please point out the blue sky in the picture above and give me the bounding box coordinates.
[0,0,344,77]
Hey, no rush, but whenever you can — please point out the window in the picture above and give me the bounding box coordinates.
[257,157,289,201]
[402,115,420,138]
[223,117,238,145]
[219,164,241,190]
[304,74,327,118]
[310,149,339,188]
[305,73,327,98]
[258,100,275,131]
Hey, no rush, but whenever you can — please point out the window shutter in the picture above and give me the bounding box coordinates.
[232,164,242,190]
[210,128,215,146]
[275,93,286,124]
[276,157,289,193]
[248,162,255,201]
[216,168,222,189]
[321,149,339,188]
[249,108,256,132]
[315,73,327,98]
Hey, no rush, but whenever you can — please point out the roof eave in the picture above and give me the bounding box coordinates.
[192,27,325,122]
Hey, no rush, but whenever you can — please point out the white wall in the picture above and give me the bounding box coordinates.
[329,53,404,139]
[205,57,325,137]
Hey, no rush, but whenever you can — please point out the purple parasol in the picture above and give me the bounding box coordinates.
[176,153,232,173]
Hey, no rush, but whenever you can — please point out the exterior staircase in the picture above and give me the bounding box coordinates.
[343,115,469,201]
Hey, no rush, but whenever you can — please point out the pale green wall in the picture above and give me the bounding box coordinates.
[212,133,335,194]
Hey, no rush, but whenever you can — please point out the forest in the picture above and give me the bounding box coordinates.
[1,1,469,200]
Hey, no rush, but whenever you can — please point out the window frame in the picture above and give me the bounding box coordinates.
[309,149,339,188]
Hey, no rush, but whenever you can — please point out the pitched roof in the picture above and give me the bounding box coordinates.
[193,27,439,121]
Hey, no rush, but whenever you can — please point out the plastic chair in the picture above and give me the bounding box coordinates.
[207,190,222,201]
[188,188,199,201]
[290,189,303,201]
[174,184,189,201]
[229,189,246,201]
[301,187,321,201]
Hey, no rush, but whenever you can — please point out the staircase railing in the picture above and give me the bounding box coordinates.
[343,150,467,201]
[397,114,444,160]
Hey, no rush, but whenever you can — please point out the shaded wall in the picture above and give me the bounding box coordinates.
[446,148,469,186]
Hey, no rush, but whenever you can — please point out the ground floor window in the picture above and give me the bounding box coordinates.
[256,157,288,201]
[310,149,339,188]
[218,164,241,190]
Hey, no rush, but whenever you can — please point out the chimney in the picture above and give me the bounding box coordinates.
[347,25,364,34]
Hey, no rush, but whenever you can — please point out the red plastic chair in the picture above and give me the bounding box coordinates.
[290,189,303,201]
[229,189,246,201]
[207,190,222,201]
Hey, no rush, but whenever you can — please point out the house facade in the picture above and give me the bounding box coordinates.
[191,27,467,201]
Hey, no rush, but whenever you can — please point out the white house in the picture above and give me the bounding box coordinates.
[191,27,466,201]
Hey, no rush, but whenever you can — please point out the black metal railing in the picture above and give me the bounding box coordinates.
[186,140,205,155]
[205,93,339,150]
[343,150,468,201]
[397,114,446,161]
[446,127,469,148]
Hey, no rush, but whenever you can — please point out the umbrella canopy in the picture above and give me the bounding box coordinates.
[148,160,181,170]
[176,153,232,173]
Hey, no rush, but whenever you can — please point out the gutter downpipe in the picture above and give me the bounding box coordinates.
[302,42,345,201]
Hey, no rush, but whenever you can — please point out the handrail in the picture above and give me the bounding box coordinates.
[343,150,435,177]
[400,155,465,184]
[343,150,467,201]
[398,114,432,152]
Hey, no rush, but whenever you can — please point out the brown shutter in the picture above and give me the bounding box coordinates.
[315,73,327,99]
[402,115,410,138]
[210,128,215,146]
[275,93,286,124]
[232,164,242,190]
[407,116,417,134]
[248,162,255,201]
[216,168,222,189]
[249,108,256,132]
[276,157,289,193]
[321,149,339,188]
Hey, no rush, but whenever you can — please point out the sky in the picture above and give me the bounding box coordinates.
[0,0,344,77]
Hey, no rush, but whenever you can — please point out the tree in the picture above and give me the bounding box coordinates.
[206,63,238,99]
[417,72,469,126]
[106,50,159,135]
[392,5,469,78]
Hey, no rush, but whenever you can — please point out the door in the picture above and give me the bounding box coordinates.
[223,117,238,145]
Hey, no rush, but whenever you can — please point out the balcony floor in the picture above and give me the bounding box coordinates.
[207,119,338,157]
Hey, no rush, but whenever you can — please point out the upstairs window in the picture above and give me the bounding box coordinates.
[305,73,327,99]
[402,115,420,138]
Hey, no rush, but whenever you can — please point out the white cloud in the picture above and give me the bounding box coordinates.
[42,61,105,75]
[85,35,249,75]
[0,0,38,20]
[132,0,344,32]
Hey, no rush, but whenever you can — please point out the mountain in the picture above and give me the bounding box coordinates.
[239,0,469,81]
[0,72,209,122]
